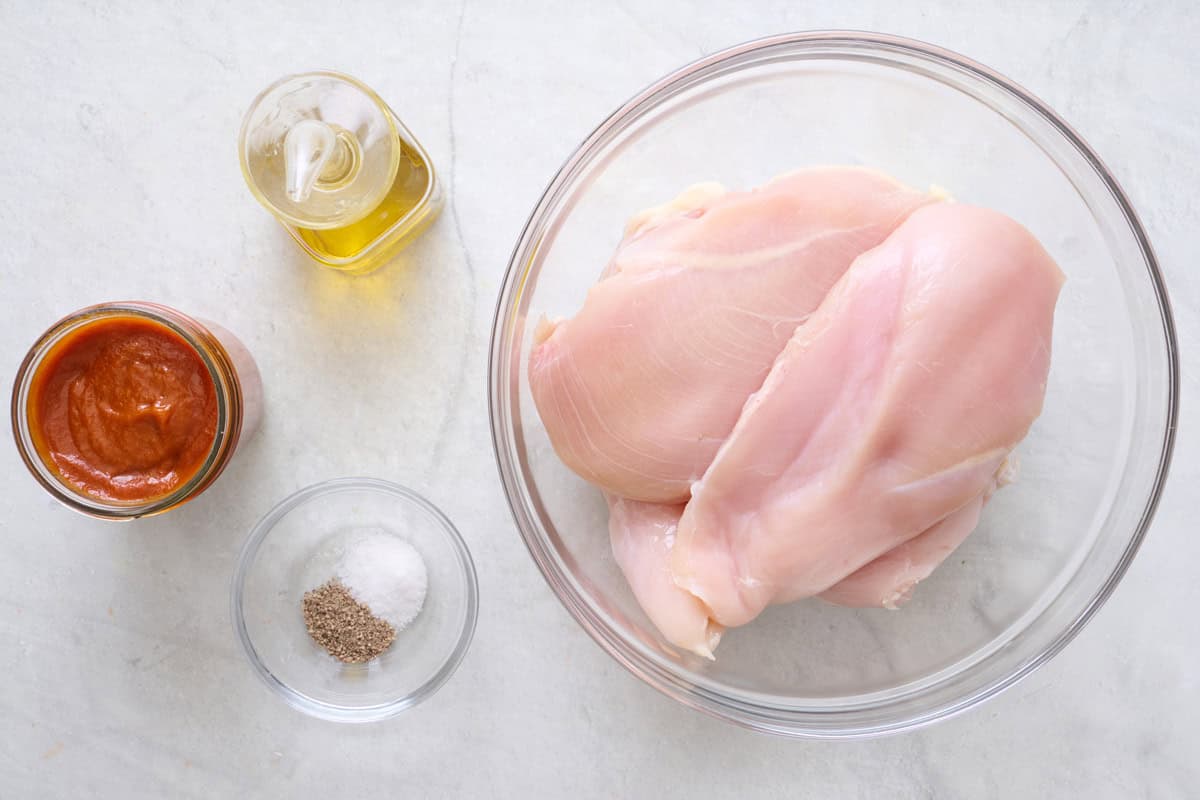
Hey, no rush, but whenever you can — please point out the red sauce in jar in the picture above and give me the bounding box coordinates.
[27,316,218,503]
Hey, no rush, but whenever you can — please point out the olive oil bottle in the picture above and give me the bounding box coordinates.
[239,72,441,275]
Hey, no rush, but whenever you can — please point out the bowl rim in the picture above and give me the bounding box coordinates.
[230,477,479,723]
[488,30,1179,738]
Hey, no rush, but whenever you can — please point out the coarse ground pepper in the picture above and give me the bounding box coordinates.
[302,579,395,663]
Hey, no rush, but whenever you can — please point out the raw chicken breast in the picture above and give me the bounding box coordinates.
[529,167,938,503]
[820,457,1016,608]
[671,204,1064,628]
[818,496,984,609]
[607,496,722,658]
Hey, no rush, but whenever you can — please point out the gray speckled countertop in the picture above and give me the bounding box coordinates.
[1,2,1195,797]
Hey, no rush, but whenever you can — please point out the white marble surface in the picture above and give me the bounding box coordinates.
[0,1,1195,797]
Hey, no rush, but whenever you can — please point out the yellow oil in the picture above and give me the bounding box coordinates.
[292,141,439,274]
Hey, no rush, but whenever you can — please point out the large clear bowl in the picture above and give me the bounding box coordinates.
[489,32,1178,738]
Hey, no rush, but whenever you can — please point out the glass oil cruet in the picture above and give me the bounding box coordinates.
[239,71,441,275]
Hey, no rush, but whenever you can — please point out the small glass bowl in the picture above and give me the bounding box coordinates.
[231,478,478,722]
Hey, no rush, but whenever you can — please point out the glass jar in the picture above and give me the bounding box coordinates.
[11,302,263,520]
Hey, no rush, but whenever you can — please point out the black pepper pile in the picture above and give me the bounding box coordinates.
[302,579,396,663]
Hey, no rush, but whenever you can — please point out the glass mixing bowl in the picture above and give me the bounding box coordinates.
[231,478,478,722]
[489,32,1178,737]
